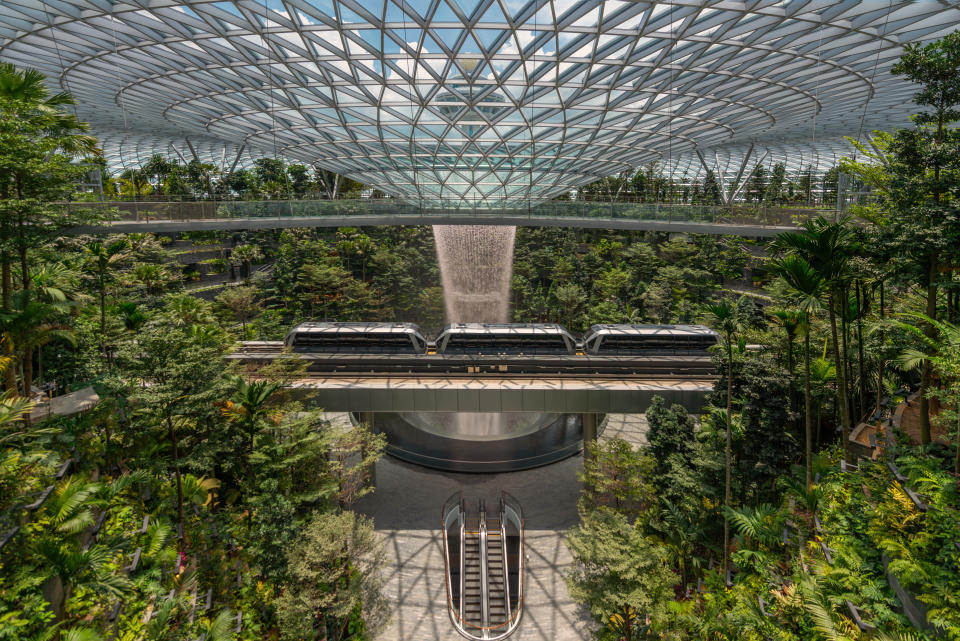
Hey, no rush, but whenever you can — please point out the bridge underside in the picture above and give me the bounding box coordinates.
[290,376,713,413]
[73,215,790,237]
[65,200,818,237]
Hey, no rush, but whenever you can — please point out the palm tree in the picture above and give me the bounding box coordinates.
[82,239,129,360]
[811,356,837,451]
[769,308,802,375]
[224,375,281,490]
[133,262,172,296]
[199,608,237,641]
[652,499,704,589]
[31,263,79,304]
[722,503,781,551]
[0,291,75,395]
[141,153,173,192]
[163,294,215,328]
[775,216,856,461]
[707,299,740,580]
[119,168,151,199]
[0,63,97,299]
[896,313,960,474]
[773,254,827,489]
[355,234,375,281]
[0,395,34,434]
[230,244,262,279]
[34,537,132,623]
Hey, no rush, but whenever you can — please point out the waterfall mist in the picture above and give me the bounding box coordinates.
[432,224,518,437]
[432,225,516,324]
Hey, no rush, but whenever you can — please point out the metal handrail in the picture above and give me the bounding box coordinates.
[442,492,525,641]
[60,198,835,229]
[499,495,510,621]
[479,499,489,630]
[501,490,525,638]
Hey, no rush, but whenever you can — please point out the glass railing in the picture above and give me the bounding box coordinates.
[62,198,835,229]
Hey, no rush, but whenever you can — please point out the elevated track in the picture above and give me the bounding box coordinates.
[228,341,717,378]
[230,342,716,413]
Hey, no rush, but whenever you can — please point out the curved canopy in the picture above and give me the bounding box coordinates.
[2,1,958,204]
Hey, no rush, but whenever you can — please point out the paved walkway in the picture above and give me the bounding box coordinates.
[601,413,649,447]
[349,413,648,641]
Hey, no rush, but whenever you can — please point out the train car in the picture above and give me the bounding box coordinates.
[435,323,577,355]
[581,324,719,355]
[283,322,428,354]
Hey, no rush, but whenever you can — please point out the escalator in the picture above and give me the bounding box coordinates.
[442,492,524,640]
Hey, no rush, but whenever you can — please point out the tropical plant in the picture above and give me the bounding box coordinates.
[82,239,129,360]
[707,298,742,578]
[775,217,856,461]
[772,254,827,487]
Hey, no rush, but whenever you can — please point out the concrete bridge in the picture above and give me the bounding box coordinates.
[65,199,833,236]
[288,375,714,414]
[229,343,716,414]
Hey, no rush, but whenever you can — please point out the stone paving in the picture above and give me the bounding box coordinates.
[600,413,649,447]
[349,413,647,641]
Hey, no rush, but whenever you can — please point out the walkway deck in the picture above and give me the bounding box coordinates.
[64,200,831,236]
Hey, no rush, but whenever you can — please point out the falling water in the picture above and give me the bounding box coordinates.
[432,225,516,324]
[432,224,518,437]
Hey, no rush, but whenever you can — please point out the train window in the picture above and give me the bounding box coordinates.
[584,326,717,354]
[440,331,573,354]
[289,329,423,353]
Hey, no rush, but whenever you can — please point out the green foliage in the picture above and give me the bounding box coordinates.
[566,508,675,641]
[579,438,656,521]
[275,510,384,641]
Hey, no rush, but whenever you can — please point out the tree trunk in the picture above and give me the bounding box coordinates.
[787,334,795,415]
[42,574,66,625]
[723,333,732,579]
[23,347,32,397]
[805,330,813,489]
[841,291,853,424]
[1,253,9,312]
[167,413,185,553]
[920,254,937,444]
[1,250,13,395]
[816,401,823,452]
[856,281,867,418]
[15,181,30,293]
[100,284,107,361]
[829,291,852,462]
[18,237,29,292]
[955,411,959,476]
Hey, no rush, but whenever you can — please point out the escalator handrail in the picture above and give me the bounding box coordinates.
[501,490,525,632]
[442,492,525,641]
[479,499,489,630]
[500,495,510,621]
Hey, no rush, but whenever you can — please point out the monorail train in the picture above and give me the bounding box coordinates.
[283,322,428,354]
[282,322,717,357]
[434,323,577,355]
[581,324,719,355]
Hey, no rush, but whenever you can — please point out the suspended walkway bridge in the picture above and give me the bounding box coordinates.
[442,491,524,640]
[64,199,836,237]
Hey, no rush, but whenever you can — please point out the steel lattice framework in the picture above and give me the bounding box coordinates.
[2,1,959,204]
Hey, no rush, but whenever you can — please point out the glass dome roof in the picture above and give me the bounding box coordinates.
[1,1,958,204]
